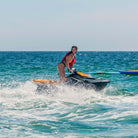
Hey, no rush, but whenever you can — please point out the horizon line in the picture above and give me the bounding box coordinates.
[0,50,138,52]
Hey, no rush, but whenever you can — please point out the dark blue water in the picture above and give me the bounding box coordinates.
[0,51,138,137]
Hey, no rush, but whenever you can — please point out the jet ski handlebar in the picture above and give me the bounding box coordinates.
[71,68,77,74]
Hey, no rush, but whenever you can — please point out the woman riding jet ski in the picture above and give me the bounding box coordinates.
[33,46,110,92]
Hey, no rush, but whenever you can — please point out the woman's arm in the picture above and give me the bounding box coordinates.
[65,54,73,72]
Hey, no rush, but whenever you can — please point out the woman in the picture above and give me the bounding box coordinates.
[57,46,78,81]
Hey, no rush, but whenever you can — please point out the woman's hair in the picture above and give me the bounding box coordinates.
[71,46,78,51]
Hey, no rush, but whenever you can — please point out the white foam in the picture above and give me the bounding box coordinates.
[0,81,138,123]
[0,81,138,106]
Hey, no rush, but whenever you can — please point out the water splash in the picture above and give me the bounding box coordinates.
[0,81,138,136]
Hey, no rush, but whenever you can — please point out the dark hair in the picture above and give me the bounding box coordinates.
[71,46,78,51]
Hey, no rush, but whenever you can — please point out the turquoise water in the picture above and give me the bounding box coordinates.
[0,51,138,137]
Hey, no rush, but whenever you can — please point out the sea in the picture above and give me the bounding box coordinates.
[0,51,138,138]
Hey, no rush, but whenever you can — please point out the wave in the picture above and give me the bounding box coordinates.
[0,81,137,112]
[0,81,138,137]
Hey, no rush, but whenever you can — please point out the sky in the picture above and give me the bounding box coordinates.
[0,0,138,51]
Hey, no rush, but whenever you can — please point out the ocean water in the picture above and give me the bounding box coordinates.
[0,51,138,137]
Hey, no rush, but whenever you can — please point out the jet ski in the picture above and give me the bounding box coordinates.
[33,70,110,92]
[120,70,138,75]
[65,72,110,91]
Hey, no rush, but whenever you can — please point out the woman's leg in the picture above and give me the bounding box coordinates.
[57,63,65,81]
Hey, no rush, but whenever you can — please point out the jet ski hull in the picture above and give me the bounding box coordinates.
[120,70,138,75]
[65,73,110,91]
[34,73,110,92]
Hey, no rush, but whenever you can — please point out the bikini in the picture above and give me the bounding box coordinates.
[60,61,66,67]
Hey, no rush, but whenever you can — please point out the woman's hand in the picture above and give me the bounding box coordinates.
[68,68,73,73]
